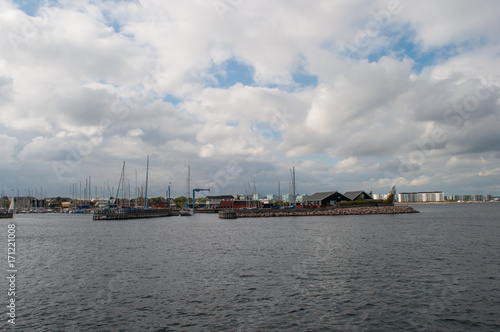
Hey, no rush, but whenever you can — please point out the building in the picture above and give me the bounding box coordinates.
[372,193,389,200]
[343,191,373,201]
[301,191,350,208]
[296,194,308,204]
[281,193,296,204]
[220,200,262,209]
[446,194,492,202]
[398,191,444,202]
[206,195,235,209]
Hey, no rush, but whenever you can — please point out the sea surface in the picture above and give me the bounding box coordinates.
[2,203,500,331]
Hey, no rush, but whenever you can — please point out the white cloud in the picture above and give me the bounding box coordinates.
[0,0,499,196]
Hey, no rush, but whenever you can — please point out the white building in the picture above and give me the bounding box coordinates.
[398,191,444,202]
[372,194,389,200]
[446,194,492,202]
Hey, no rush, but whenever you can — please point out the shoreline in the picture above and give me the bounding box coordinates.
[395,201,499,205]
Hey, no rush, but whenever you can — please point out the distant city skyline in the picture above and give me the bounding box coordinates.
[1,1,499,197]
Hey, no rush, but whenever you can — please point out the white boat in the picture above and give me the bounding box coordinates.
[179,208,193,216]
[8,195,14,212]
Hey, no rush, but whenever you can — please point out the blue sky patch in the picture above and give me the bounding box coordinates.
[162,95,182,106]
[13,0,54,16]
[211,59,254,88]
[292,72,318,88]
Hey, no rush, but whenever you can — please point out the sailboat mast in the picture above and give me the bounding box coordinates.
[186,165,191,207]
[116,161,125,207]
[144,155,149,208]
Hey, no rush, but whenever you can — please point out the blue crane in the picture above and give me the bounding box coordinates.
[192,188,210,213]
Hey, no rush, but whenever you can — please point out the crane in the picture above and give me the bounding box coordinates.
[192,188,210,213]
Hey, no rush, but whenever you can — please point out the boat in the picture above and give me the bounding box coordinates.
[0,195,14,219]
[178,207,193,216]
[93,156,172,220]
[0,211,13,218]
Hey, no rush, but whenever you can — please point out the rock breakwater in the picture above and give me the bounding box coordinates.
[233,205,418,218]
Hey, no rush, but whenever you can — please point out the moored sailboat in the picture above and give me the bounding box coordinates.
[93,156,172,220]
[0,194,14,219]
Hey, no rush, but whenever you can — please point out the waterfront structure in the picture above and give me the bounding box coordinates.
[344,191,373,201]
[296,194,308,204]
[445,194,492,202]
[205,195,235,209]
[281,193,295,204]
[220,200,262,209]
[252,193,265,200]
[372,193,389,200]
[302,191,350,208]
[398,191,444,203]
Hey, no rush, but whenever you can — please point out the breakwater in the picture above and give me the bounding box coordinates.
[222,205,418,219]
[93,208,172,220]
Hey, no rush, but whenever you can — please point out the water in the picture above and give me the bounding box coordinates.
[2,203,500,331]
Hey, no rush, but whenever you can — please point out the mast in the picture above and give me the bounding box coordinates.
[278,180,281,205]
[187,165,191,207]
[8,190,14,212]
[144,155,149,208]
[115,161,125,207]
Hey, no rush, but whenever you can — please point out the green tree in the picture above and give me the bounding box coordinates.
[148,196,166,205]
[173,196,187,208]
[385,185,396,203]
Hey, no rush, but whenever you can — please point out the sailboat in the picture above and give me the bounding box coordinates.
[179,166,193,216]
[1,194,14,219]
[179,207,193,216]
[8,194,14,212]
[93,155,172,220]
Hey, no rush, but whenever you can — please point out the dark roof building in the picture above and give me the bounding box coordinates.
[302,191,350,207]
[343,191,373,201]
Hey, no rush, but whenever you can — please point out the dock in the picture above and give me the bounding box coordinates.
[93,208,172,220]
[0,211,13,219]
[219,210,237,219]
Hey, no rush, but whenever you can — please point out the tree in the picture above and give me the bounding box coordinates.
[173,196,187,208]
[385,185,396,203]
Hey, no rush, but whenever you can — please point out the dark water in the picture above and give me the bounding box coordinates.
[2,203,500,331]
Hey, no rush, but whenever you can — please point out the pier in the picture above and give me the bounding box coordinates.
[93,208,172,220]
[0,211,13,219]
[219,210,237,219]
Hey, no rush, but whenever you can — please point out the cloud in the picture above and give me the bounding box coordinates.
[0,133,17,166]
[0,0,499,197]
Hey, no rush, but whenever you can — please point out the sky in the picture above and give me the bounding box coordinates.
[0,0,499,199]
